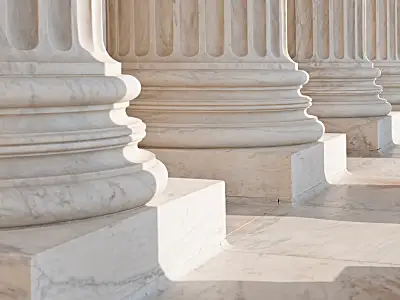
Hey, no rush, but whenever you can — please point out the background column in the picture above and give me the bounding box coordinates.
[107,0,347,201]
[107,0,324,148]
[366,0,400,111]
[289,0,393,155]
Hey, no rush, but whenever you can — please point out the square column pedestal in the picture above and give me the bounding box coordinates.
[0,178,225,300]
[390,112,400,145]
[321,116,396,157]
[148,134,347,204]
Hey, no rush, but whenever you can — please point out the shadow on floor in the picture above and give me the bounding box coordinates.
[146,265,400,300]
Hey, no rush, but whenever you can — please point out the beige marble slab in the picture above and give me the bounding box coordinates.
[148,251,400,300]
[296,184,400,211]
[227,204,400,265]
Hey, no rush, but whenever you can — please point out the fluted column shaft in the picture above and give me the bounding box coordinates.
[289,0,391,118]
[107,0,324,148]
[366,0,400,110]
[0,0,167,227]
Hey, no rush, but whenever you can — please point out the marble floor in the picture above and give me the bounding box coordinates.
[146,148,400,300]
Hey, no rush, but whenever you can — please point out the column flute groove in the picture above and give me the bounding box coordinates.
[289,0,392,155]
[0,0,167,227]
[108,0,324,148]
[367,0,400,110]
[106,0,350,202]
[289,0,389,106]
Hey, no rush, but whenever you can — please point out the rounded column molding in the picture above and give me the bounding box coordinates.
[107,0,325,148]
[0,0,168,227]
[288,0,391,118]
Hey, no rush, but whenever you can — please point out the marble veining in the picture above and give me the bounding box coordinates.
[321,116,394,155]
[0,0,168,227]
[366,0,400,110]
[103,0,356,208]
[145,153,400,300]
[147,252,400,300]
[149,133,347,201]
[0,178,226,300]
[107,0,325,149]
[288,0,391,118]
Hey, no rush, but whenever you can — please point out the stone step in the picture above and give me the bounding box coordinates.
[0,178,226,300]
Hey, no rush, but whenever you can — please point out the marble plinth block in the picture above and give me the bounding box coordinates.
[391,112,400,144]
[148,134,346,204]
[288,0,392,157]
[0,178,225,300]
[321,116,394,156]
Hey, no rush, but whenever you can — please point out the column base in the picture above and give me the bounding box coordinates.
[0,178,225,300]
[321,116,394,156]
[0,75,169,227]
[374,62,400,111]
[148,134,346,204]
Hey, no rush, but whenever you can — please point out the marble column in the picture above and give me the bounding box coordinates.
[0,0,168,227]
[366,0,400,110]
[289,0,393,155]
[107,0,347,201]
[107,0,325,148]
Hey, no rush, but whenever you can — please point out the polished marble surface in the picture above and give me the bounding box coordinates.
[150,252,400,300]
[227,204,400,265]
[147,153,400,299]
[226,202,278,234]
